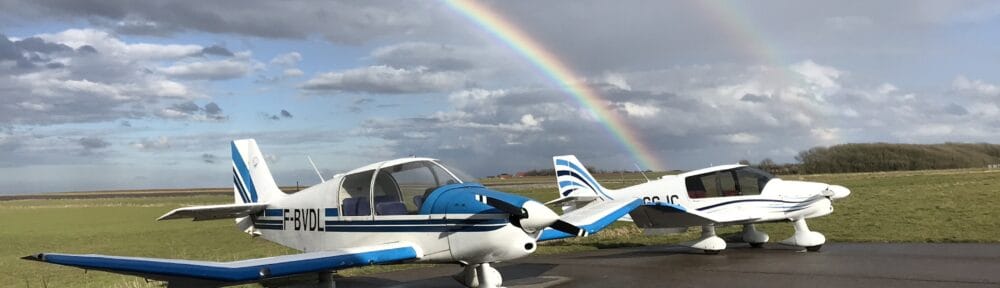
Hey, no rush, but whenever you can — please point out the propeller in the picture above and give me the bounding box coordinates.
[475,194,583,235]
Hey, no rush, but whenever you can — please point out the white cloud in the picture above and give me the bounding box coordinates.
[159,59,256,80]
[603,73,632,91]
[721,132,761,144]
[619,102,659,118]
[270,52,302,66]
[283,68,304,77]
[790,60,842,92]
[38,29,201,61]
[953,75,999,96]
[131,136,171,150]
[810,128,840,143]
[301,65,465,94]
[877,83,898,94]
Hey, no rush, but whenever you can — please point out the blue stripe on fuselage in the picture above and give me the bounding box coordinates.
[696,198,818,211]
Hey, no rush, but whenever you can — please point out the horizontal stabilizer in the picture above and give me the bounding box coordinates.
[629,202,763,228]
[158,203,269,221]
[23,242,420,285]
[537,198,643,241]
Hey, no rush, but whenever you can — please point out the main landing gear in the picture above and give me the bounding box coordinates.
[688,221,824,253]
[454,262,503,288]
[741,223,769,248]
[684,225,727,254]
[779,218,826,252]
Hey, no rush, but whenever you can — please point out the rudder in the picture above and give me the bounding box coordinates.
[553,155,613,200]
[232,139,282,204]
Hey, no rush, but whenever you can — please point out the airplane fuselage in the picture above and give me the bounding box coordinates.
[251,180,538,264]
[609,177,836,226]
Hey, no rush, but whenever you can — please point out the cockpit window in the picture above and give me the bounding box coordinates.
[685,166,774,198]
[735,167,773,196]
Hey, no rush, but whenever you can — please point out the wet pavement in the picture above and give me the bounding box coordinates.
[333,243,1000,288]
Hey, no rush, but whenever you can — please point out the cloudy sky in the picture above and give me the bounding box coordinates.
[1,1,999,194]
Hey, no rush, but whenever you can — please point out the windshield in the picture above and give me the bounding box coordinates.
[433,160,478,183]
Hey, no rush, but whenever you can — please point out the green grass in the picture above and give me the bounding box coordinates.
[3,169,999,287]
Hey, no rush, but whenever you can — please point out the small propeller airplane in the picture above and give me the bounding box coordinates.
[549,155,850,254]
[23,140,641,288]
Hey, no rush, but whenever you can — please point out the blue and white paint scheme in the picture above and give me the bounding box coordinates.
[24,140,641,288]
[551,155,851,254]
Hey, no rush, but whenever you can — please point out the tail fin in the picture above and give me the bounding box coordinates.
[553,155,613,201]
[231,139,282,204]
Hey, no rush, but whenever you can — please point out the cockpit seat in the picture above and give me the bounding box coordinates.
[376,202,407,215]
[342,198,358,216]
[355,197,371,216]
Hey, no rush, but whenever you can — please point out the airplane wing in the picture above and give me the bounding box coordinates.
[157,203,269,221]
[628,201,764,228]
[537,198,643,241]
[23,242,421,287]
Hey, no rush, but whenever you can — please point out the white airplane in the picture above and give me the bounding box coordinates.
[549,155,850,254]
[23,140,641,288]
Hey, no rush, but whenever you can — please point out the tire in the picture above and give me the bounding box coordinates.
[806,245,822,252]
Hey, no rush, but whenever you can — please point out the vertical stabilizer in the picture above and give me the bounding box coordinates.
[231,139,282,204]
[553,155,613,201]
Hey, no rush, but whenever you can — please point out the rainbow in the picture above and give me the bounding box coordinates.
[444,0,665,171]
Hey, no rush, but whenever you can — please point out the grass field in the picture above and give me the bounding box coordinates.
[3,169,999,287]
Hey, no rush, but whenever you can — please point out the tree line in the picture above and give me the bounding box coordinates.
[512,143,1000,177]
[791,142,1000,174]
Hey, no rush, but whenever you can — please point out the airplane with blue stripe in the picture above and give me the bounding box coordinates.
[549,155,851,254]
[23,139,642,288]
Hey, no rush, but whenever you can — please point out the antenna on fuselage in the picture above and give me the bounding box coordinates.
[634,163,651,183]
[307,156,325,183]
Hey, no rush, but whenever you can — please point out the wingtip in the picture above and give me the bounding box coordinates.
[21,253,45,261]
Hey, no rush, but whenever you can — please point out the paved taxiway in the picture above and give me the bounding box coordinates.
[333,243,1000,288]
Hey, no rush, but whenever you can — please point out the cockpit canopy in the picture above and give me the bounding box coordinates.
[684,166,774,199]
[338,159,476,216]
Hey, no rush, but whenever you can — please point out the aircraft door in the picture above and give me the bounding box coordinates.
[338,170,375,221]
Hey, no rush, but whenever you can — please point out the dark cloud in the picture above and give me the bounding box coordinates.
[0,34,22,61]
[201,153,217,163]
[200,44,234,57]
[158,101,227,121]
[1,1,444,44]
[76,45,98,54]
[280,109,293,118]
[14,37,73,53]
[78,137,111,150]
[740,93,770,103]
[204,102,223,115]
[944,103,969,115]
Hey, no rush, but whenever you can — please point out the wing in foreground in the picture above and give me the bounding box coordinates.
[157,203,269,221]
[537,198,643,241]
[23,242,421,287]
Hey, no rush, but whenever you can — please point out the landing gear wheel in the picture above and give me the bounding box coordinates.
[806,245,822,252]
[749,242,765,248]
[704,249,721,255]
